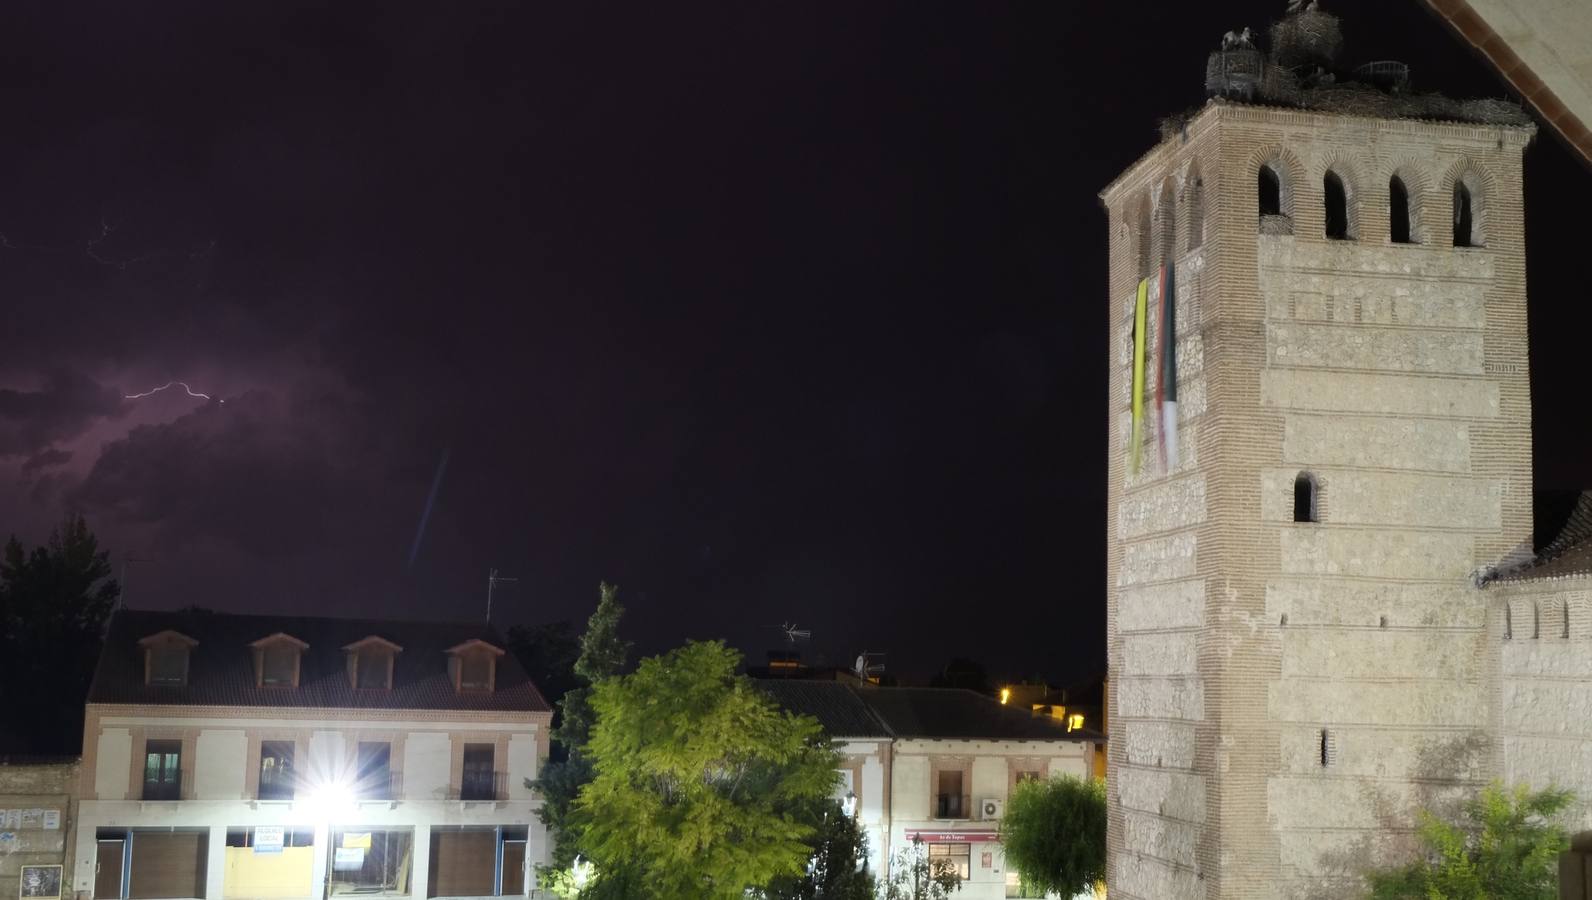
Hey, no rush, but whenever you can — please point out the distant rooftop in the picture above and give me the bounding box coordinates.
[1485,490,1592,584]
[89,608,550,714]
[758,678,1102,743]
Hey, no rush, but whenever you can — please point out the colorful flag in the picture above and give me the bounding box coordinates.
[1130,278,1149,475]
[1158,262,1179,470]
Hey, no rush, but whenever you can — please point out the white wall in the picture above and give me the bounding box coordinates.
[403,732,451,801]
[97,728,132,800]
[195,730,247,800]
[971,757,1007,804]
[892,755,931,820]
[507,734,538,799]
[308,730,347,786]
[1049,754,1089,780]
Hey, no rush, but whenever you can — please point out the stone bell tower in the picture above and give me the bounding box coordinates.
[1098,5,1536,898]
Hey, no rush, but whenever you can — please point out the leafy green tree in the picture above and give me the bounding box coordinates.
[575,640,841,900]
[0,515,119,753]
[879,836,962,900]
[998,774,1107,898]
[759,800,875,900]
[533,582,631,869]
[1366,781,1573,900]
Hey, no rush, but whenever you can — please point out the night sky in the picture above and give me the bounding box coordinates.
[3,1,1589,686]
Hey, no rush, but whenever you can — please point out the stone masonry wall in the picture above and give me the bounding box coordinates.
[1101,100,1535,900]
[0,761,78,899]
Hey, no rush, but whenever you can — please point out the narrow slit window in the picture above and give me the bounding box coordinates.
[1258,165,1282,218]
[1319,729,1331,767]
[1324,172,1349,239]
[1453,182,1475,247]
[1293,473,1317,523]
[1187,177,1204,250]
[1389,176,1412,244]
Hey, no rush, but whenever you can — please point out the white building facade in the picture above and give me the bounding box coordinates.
[74,610,553,900]
[761,681,1103,899]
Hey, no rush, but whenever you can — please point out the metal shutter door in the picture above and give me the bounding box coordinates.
[128,832,207,899]
[427,831,495,897]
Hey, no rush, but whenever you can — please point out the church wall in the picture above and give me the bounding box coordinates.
[1488,581,1592,830]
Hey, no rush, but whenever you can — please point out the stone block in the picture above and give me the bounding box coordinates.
[1268,680,1485,727]
[1118,475,1208,539]
[1283,414,1470,473]
[1268,323,1483,375]
[1120,720,1198,770]
[1280,630,1483,680]
[1261,369,1499,418]
[1266,579,1484,628]
[1117,675,1205,720]
[1279,528,1474,580]
[1120,580,1206,632]
[1118,532,1198,586]
[1118,766,1206,822]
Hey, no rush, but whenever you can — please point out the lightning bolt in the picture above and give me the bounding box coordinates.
[124,381,223,403]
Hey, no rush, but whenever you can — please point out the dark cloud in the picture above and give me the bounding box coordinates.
[0,371,125,458]
[72,372,419,560]
[21,446,73,474]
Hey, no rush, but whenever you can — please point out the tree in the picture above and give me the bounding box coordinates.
[1365,781,1573,900]
[533,582,631,869]
[575,640,841,900]
[506,620,581,730]
[879,836,962,900]
[0,515,119,753]
[998,774,1107,898]
[759,800,875,900]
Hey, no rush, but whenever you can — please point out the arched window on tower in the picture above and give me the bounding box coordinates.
[1293,473,1318,523]
[1259,165,1282,218]
[1323,171,1349,240]
[1453,180,1476,247]
[1187,175,1205,251]
[1389,175,1412,244]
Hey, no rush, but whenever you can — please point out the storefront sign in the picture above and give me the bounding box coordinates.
[342,832,372,849]
[253,827,284,855]
[903,830,1000,843]
[333,848,365,870]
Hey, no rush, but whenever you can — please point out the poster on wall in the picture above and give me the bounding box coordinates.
[40,812,58,831]
[333,848,365,871]
[20,865,63,900]
[253,827,284,855]
[341,832,371,849]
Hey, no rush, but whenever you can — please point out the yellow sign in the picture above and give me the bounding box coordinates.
[342,832,371,850]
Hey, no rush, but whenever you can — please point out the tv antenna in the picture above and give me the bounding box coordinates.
[780,622,811,645]
[854,650,887,681]
[486,568,518,623]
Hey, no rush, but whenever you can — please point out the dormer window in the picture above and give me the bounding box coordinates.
[343,636,402,691]
[139,631,198,687]
[249,633,308,688]
[447,640,505,693]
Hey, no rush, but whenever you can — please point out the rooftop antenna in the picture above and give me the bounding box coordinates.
[486,568,518,623]
[117,556,155,611]
[780,622,811,644]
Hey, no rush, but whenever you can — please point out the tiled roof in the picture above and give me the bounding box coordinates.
[1487,491,1592,584]
[88,609,550,713]
[757,680,891,738]
[856,687,1101,742]
[759,678,1100,743]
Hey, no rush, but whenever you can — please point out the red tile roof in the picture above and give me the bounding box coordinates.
[89,609,550,713]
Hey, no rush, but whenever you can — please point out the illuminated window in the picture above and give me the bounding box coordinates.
[999,688,1011,705]
[1067,713,1086,732]
[259,741,294,800]
[928,843,971,879]
[142,740,181,800]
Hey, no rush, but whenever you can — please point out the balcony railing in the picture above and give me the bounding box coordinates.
[456,771,507,802]
[935,793,970,819]
[357,770,403,801]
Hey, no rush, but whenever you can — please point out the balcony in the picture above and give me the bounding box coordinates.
[356,770,403,802]
[456,771,507,802]
[935,793,970,820]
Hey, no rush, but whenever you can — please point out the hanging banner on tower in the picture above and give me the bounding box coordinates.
[1157,262,1179,471]
[1130,278,1149,476]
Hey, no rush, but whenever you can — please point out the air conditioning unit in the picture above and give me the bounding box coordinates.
[980,798,1004,821]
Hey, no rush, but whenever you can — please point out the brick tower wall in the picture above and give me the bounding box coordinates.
[1101,100,1535,900]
